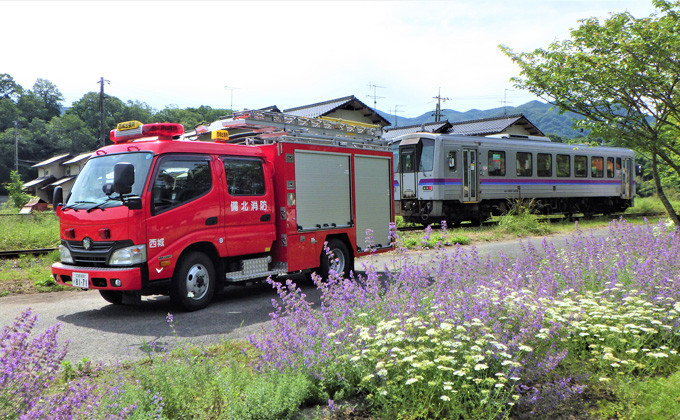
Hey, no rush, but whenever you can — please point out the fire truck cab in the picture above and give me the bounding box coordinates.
[51,112,393,311]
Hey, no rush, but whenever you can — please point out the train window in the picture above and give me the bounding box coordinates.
[447,151,457,171]
[401,147,415,173]
[575,155,588,177]
[591,157,604,178]
[537,153,552,177]
[420,139,435,172]
[556,154,570,177]
[607,157,615,178]
[516,152,532,177]
[616,158,622,177]
[488,151,505,176]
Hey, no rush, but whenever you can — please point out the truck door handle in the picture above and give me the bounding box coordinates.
[205,217,218,226]
[260,214,271,222]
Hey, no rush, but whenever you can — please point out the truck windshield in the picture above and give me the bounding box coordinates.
[66,152,154,209]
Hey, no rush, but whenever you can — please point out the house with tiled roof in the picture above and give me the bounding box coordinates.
[23,152,91,204]
[284,95,391,127]
[383,114,545,142]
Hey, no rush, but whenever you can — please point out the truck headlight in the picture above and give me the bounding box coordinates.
[59,245,74,264]
[109,245,147,266]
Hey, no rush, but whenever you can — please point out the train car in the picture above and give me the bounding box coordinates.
[391,133,635,225]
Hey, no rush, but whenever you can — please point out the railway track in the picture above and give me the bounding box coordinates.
[0,248,57,259]
[0,212,665,258]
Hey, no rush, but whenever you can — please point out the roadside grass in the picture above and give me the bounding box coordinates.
[0,251,64,296]
[0,212,60,251]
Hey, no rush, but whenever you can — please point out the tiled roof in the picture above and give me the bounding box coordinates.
[448,114,544,136]
[63,153,92,166]
[32,153,71,168]
[383,121,452,141]
[23,176,56,189]
[284,95,390,127]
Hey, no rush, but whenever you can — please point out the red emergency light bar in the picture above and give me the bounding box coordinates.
[110,121,184,143]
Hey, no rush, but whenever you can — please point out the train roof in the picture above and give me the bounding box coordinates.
[391,132,635,155]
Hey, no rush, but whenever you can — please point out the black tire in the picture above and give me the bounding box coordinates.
[319,239,353,280]
[99,290,124,305]
[170,252,216,311]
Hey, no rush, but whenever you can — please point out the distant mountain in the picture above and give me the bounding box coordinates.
[379,101,585,138]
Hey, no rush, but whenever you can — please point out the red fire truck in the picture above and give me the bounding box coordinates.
[51,111,393,311]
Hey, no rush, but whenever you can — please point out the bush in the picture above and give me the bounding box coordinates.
[3,171,32,209]
[497,199,552,236]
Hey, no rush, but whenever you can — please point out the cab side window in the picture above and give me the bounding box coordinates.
[222,158,265,196]
[153,156,212,213]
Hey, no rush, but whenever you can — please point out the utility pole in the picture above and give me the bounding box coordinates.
[224,86,239,114]
[98,77,110,147]
[432,88,451,122]
[367,82,385,110]
[13,121,18,172]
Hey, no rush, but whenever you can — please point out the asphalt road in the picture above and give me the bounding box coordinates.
[0,228,609,363]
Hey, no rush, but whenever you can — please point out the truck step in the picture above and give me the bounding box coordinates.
[225,257,288,282]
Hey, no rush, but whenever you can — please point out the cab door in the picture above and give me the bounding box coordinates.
[400,145,417,199]
[621,158,632,199]
[146,154,222,281]
[462,148,478,202]
[221,156,276,256]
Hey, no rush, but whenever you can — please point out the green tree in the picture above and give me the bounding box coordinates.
[4,170,31,208]
[0,73,23,101]
[47,114,96,154]
[67,92,125,145]
[501,0,680,225]
[16,79,64,123]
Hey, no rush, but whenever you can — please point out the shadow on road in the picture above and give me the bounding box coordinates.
[56,274,322,339]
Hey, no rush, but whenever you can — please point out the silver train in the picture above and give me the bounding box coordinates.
[391,133,636,225]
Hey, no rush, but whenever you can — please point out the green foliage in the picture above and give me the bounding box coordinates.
[4,170,31,208]
[596,369,680,419]
[497,199,553,236]
[101,343,312,420]
[501,0,680,224]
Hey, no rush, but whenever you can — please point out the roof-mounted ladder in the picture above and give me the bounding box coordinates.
[187,110,385,146]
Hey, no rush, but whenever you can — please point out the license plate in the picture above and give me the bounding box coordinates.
[72,272,89,289]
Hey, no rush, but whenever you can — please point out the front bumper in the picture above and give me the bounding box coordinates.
[52,262,142,290]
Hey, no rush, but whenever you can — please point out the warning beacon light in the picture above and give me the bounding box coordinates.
[110,121,184,143]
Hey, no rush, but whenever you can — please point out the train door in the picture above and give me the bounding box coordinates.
[462,148,478,202]
[400,145,417,199]
[621,158,632,199]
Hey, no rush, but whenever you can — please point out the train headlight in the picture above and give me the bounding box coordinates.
[109,245,147,266]
[59,245,74,264]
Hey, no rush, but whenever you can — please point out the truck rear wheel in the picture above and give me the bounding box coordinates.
[319,239,352,280]
[99,290,123,305]
[170,252,215,311]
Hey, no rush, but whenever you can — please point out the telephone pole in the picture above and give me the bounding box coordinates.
[13,121,18,172]
[98,77,110,147]
[367,82,385,109]
[432,88,451,122]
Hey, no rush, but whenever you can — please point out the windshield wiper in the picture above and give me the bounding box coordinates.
[62,201,95,212]
[86,196,121,213]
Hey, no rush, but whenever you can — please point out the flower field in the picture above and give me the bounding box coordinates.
[251,219,680,418]
[2,218,679,419]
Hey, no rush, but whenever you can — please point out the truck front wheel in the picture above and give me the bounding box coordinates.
[170,252,216,311]
[319,239,353,280]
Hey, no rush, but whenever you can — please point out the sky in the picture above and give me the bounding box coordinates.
[2,1,660,118]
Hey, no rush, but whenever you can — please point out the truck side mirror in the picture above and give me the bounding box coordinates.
[113,163,135,195]
[52,186,64,208]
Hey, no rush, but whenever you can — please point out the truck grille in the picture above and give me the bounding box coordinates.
[65,240,116,266]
